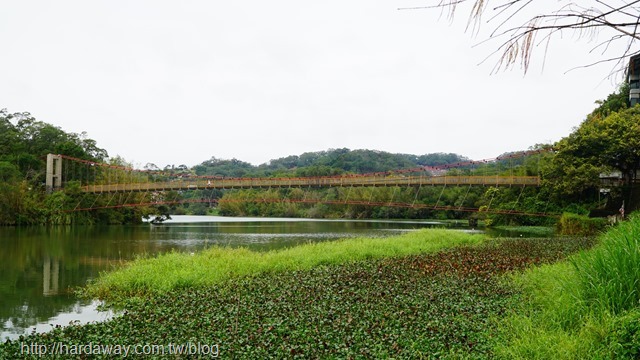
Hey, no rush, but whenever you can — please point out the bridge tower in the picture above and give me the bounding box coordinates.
[46,154,63,193]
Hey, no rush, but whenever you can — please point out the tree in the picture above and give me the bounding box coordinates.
[534,83,635,210]
[543,101,640,207]
[581,106,640,185]
[566,83,637,186]
[591,82,630,117]
[0,108,112,224]
[414,1,640,74]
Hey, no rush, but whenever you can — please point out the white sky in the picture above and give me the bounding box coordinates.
[0,1,628,168]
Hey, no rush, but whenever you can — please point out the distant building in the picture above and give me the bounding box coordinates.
[599,170,640,186]
[629,54,640,106]
[600,171,624,187]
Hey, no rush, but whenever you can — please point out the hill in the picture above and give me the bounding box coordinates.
[193,148,468,178]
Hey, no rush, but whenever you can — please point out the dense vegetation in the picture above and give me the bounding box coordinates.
[0,109,179,225]
[193,149,466,178]
[0,109,109,225]
[542,83,634,202]
[0,231,596,358]
[496,213,640,358]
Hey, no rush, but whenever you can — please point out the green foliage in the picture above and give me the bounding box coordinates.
[193,148,469,179]
[417,152,469,166]
[581,107,640,180]
[0,108,112,225]
[495,262,588,356]
[541,151,604,198]
[42,191,73,224]
[0,161,20,182]
[491,225,555,236]
[496,215,640,359]
[263,148,424,174]
[542,89,640,205]
[590,82,629,119]
[557,213,607,236]
[206,146,557,224]
[192,156,255,177]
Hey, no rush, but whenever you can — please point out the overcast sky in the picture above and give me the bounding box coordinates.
[1,1,628,168]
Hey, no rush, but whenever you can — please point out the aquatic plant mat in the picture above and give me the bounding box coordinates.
[0,235,594,359]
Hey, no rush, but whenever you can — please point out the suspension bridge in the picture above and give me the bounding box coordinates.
[45,150,551,216]
[77,175,540,193]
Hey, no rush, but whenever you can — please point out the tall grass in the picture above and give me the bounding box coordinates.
[572,216,640,315]
[496,214,640,358]
[84,229,484,301]
[494,263,597,358]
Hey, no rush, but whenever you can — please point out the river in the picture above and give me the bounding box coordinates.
[0,215,484,340]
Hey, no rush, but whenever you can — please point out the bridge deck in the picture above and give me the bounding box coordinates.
[80,175,540,193]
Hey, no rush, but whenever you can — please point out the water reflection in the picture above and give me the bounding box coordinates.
[0,216,450,339]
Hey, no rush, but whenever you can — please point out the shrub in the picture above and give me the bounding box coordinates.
[557,212,607,236]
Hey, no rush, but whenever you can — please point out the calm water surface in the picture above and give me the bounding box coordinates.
[1,215,463,340]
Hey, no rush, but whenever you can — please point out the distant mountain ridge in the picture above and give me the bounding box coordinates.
[192,148,469,178]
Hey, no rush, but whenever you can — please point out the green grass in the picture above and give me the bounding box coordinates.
[84,229,485,300]
[494,263,594,359]
[495,214,640,359]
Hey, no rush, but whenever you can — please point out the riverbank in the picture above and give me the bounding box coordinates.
[1,229,601,358]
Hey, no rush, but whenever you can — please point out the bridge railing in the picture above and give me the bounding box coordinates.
[80,175,541,193]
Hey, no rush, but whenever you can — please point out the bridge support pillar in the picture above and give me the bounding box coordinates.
[46,154,63,193]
